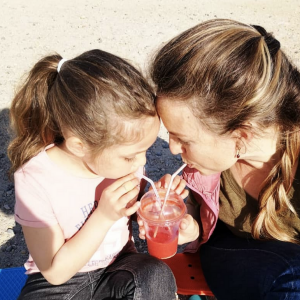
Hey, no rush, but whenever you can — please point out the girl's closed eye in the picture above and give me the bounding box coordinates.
[124,157,136,162]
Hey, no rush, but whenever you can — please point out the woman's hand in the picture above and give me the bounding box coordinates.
[97,173,141,222]
[155,174,189,199]
[177,214,199,245]
[138,214,199,244]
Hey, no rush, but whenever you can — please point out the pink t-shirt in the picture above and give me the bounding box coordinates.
[14,145,141,274]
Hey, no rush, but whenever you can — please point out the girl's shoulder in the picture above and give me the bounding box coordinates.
[15,144,54,177]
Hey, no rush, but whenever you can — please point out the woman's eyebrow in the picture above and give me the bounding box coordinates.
[168,131,188,138]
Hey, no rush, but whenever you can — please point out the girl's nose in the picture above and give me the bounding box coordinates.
[137,152,147,168]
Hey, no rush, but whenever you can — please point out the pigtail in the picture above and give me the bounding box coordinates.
[8,55,61,175]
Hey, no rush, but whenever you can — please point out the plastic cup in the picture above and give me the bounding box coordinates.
[137,188,187,259]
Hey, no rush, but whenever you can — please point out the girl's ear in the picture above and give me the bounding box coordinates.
[65,136,86,157]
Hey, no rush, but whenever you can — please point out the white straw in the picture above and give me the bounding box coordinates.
[153,163,187,238]
[161,163,187,212]
[140,174,161,200]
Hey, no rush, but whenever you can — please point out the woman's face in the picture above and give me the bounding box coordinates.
[156,97,237,175]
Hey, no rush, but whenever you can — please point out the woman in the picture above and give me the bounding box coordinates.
[150,19,300,300]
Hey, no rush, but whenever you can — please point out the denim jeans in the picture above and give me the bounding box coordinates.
[18,242,177,300]
[200,221,300,300]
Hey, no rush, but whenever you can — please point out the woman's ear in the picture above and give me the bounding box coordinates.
[232,124,254,154]
[65,136,86,157]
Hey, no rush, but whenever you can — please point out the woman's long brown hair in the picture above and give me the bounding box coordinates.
[151,19,300,243]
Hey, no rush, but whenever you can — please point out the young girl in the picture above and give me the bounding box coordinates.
[145,19,300,300]
[8,49,178,300]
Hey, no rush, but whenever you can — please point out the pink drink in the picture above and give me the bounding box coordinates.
[138,189,186,259]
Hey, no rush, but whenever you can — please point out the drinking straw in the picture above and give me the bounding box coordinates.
[161,163,187,213]
[139,174,161,201]
[153,163,187,238]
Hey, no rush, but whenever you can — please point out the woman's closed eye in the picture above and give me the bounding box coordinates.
[169,133,191,146]
[178,138,190,145]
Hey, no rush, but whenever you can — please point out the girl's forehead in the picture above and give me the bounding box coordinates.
[115,115,160,144]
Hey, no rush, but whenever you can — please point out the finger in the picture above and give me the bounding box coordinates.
[137,219,144,226]
[122,178,140,193]
[119,186,140,207]
[126,196,138,208]
[174,179,187,194]
[108,173,138,192]
[171,176,181,189]
[180,189,189,199]
[138,227,146,239]
[180,217,189,230]
[162,174,172,188]
[139,233,146,240]
[123,201,140,217]
[154,181,162,189]
[114,178,140,199]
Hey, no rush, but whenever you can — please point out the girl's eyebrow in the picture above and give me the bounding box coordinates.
[124,149,148,156]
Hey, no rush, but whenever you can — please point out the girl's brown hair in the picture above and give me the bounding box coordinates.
[151,19,300,243]
[8,49,156,175]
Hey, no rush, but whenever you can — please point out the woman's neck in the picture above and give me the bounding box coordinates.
[230,127,281,199]
[240,126,280,169]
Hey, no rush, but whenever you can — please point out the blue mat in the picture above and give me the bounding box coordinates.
[0,267,27,300]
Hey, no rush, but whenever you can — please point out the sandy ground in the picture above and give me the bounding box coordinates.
[0,0,299,299]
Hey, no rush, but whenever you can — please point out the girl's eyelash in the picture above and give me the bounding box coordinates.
[125,157,135,162]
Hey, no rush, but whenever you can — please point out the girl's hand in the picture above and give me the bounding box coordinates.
[137,218,146,240]
[178,214,199,245]
[97,173,141,222]
[137,214,199,245]
[155,174,189,199]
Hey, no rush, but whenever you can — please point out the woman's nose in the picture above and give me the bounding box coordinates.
[169,138,183,155]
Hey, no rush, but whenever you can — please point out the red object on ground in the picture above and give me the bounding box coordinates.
[162,252,214,296]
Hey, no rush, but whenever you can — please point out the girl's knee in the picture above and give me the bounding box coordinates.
[134,254,176,287]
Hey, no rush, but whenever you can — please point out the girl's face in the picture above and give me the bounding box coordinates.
[156,97,237,175]
[86,116,160,179]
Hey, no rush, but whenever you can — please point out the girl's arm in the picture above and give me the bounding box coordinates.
[23,173,140,285]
